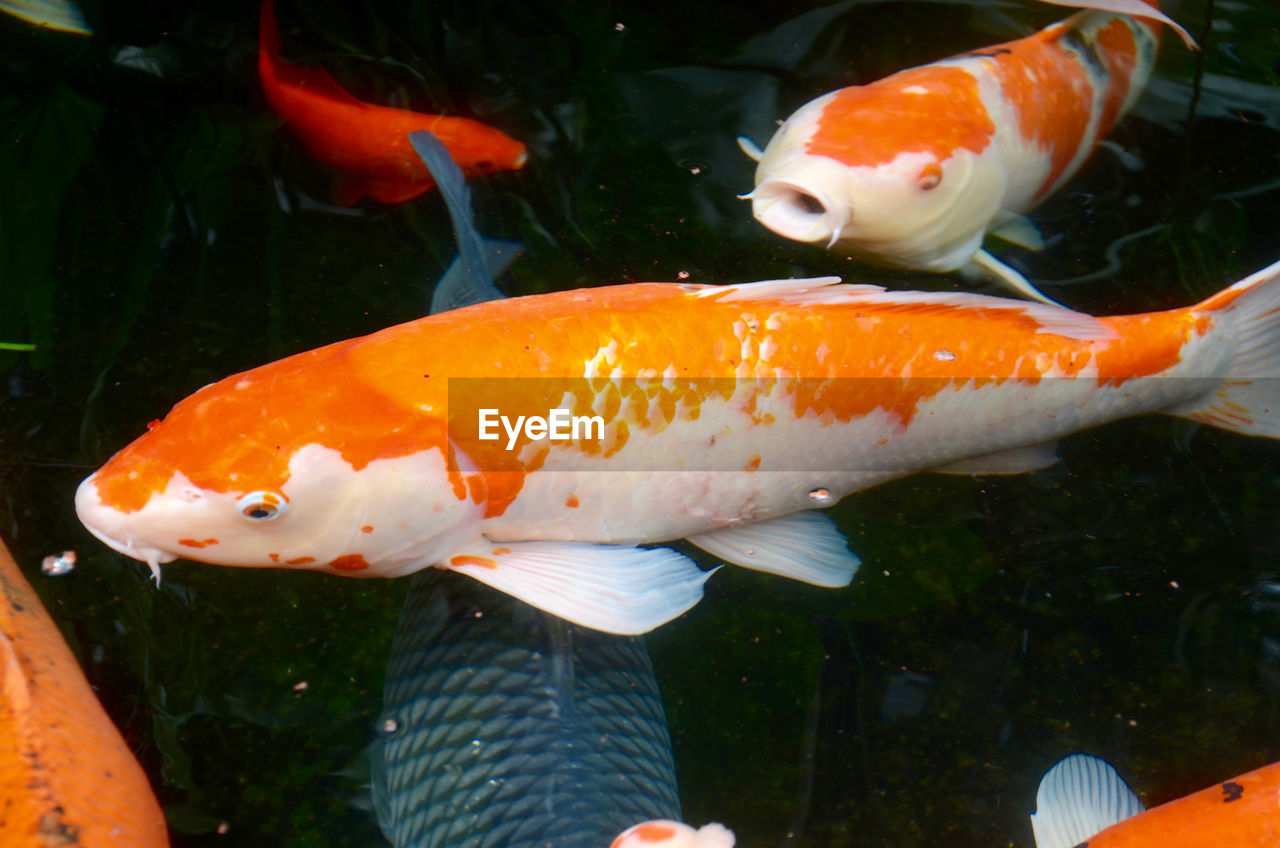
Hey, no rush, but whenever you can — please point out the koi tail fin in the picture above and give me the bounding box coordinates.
[1168,258,1280,438]
[258,0,280,68]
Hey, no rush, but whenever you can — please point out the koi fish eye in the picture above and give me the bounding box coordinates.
[917,162,943,191]
[237,491,288,521]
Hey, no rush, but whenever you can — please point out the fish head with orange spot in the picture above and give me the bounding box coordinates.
[746,96,1010,272]
[74,369,485,582]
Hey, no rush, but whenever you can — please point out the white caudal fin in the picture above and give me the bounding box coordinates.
[1169,258,1280,439]
[1034,0,1199,49]
[610,820,736,848]
[686,510,859,587]
[1030,754,1144,848]
[440,540,714,635]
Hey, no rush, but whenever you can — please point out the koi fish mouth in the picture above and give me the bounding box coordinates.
[748,179,848,248]
[74,476,177,580]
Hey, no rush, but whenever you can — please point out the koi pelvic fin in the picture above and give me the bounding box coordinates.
[687,510,859,587]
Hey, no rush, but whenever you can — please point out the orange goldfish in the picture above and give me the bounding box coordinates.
[742,0,1193,305]
[0,537,168,846]
[258,0,527,205]
[1031,753,1280,847]
[75,258,1280,635]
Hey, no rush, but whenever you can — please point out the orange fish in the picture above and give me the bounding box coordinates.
[0,537,168,846]
[1031,753,1280,847]
[75,258,1280,635]
[258,0,527,205]
[742,0,1194,305]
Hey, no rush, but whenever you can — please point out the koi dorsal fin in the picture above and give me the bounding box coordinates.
[692,277,1116,341]
[1034,0,1198,49]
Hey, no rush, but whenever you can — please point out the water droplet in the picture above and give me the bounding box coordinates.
[676,270,690,280]
[679,158,710,177]
[292,680,308,692]
[808,488,834,505]
[614,21,625,31]
[216,822,230,835]
[381,717,400,734]
[41,550,76,576]
[933,349,956,362]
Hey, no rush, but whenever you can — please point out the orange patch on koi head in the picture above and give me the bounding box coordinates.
[178,538,219,548]
[808,66,995,168]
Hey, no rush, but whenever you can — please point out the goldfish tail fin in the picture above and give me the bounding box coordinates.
[1169,258,1280,437]
[1030,754,1143,848]
[258,0,280,67]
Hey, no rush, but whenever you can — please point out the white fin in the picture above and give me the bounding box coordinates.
[686,511,858,588]
[1030,754,1144,848]
[1035,0,1198,49]
[693,276,1116,341]
[1168,257,1280,439]
[991,214,1046,251]
[440,541,713,635]
[972,249,1062,307]
[933,442,1060,476]
[736,135,764,163]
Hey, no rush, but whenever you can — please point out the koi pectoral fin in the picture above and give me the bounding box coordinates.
[686,510,859,588]
[970,250,1063,307]
[736,135,764,163]
[440,541,713,635]
[1030,754,1144,848]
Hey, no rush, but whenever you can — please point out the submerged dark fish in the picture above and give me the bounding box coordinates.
[371,569,681,846]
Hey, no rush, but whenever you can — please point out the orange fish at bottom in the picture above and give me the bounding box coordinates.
[257,0,527,205]
[0,538,168,846]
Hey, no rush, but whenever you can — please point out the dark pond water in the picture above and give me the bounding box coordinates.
[1,0,1279,845]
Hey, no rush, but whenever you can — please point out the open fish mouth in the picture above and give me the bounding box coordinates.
[750,179,848,247]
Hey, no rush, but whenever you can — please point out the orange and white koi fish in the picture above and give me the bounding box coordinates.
[258,0,527,205]
[1031,754,1280,847]
[611,820,735,848]
[0,537,168,846]
[742,0,1193,305]
[75,258,1280,635]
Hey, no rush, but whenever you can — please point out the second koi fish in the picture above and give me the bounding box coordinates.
[742,0,1193,305]
[76,259,1280,635]
[258,0,526,205]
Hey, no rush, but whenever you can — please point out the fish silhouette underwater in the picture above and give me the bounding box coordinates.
[0,537,168,847]
[372,569,687,848]
[1030,753,1280,847]
[741,0,1195,305]
[73,249,1280,634]
[258,0,527,205]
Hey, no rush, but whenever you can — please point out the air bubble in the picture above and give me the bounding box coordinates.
[381,717,400,734]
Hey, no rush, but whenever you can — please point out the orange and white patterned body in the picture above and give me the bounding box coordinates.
[76,261,1280,634]
[748,3,1168,284]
